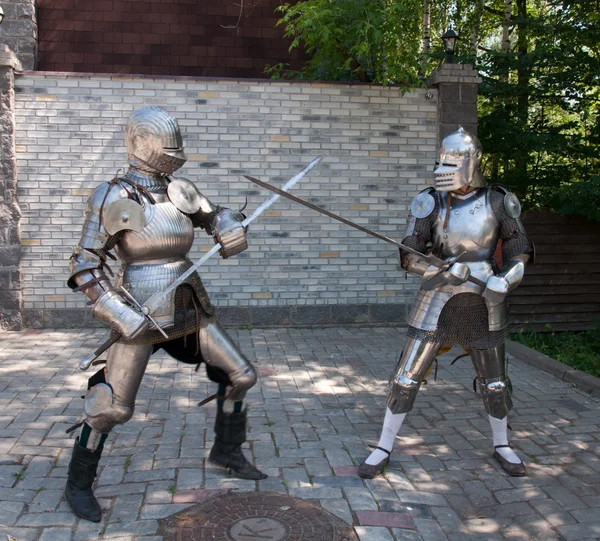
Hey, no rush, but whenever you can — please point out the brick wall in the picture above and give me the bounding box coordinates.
[37,0,306,78]
[14,72,438,328]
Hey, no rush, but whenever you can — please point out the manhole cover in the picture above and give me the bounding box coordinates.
[158,491,358,541]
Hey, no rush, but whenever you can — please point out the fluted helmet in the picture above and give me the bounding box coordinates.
[125,106,187,175]
[434,127,484,192]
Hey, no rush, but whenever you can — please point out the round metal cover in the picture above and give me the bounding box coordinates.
[103,199,146,235]
[83,383,112,417]
[411,191,435,218]
[167,178,203,214]
[503,191,521,218]
[158,491,357,541]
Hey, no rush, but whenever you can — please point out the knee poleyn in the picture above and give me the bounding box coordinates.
[479,376,513,419]
[84,383,135,431]
[387,374,421,414]
[229,365,258,396]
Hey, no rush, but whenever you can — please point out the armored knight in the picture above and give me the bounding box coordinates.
[358,127,534,479]
[65,106,266,523]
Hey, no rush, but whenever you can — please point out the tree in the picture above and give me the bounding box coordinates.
[267,0,429,88]
[269,0,600,219]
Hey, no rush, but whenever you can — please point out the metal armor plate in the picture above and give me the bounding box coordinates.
[503,191,521,218]
[103,199,146,235]
[411,191,435,219]
[167,177,213,215]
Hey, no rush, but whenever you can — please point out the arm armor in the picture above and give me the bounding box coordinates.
[484,187,534,303]
[399,189,438,277]
[212,208,248,258]
[68,182,148,338]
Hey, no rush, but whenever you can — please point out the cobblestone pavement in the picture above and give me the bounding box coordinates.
[0,327,599,541]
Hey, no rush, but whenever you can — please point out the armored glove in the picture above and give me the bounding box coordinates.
[482,275,510,304]
[212,208,248,258]
[421,262,471,291]
[92,290,149,340]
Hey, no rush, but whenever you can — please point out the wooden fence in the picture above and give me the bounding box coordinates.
[508,212,600,332]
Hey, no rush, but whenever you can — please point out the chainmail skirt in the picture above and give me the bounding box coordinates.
[407,292,505,350]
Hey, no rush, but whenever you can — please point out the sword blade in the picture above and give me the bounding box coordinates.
[142,156,324,316]
[244,175,488,288]
[244,175,420,255]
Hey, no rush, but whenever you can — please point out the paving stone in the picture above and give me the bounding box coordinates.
[1,327,599,541]
[39,528,73,541]
[356,510,416,529]
[355,526,396,541]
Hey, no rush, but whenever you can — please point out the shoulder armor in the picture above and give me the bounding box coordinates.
[492,185,522,218]
[410,188,436,219]
[167,176,216,215]
[86,182,130,215]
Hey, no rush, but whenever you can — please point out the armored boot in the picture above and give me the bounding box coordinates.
[209,409,267,480]
[65,437,104,522]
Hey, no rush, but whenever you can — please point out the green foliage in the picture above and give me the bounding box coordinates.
[513,323,600,377]
[270,0,600,219]
[471,1,600,217]
[270,0,427,88]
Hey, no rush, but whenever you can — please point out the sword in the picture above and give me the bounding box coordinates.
[139,156,324,317]
[78,157,323,371]
[244,175,487,288]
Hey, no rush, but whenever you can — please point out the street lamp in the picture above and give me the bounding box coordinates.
[441,28,459,63]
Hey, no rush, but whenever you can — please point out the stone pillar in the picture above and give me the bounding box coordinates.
[0,0,37,70]
[0,46,22,330]
[428,63,481,146]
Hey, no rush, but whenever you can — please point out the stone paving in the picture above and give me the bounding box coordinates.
[0,327,599,541]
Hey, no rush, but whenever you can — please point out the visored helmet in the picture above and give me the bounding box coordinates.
[434,127,485,192]
[125,106,187,175]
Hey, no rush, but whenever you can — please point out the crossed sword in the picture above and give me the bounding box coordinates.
[80,157,484,371]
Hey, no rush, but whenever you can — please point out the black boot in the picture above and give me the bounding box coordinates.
[65,437,103,522]
[209,409,267,480]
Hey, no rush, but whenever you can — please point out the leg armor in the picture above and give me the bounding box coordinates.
[387,336,442,414]
[471,343,513,419]
[199,320,257,401]
[84,342,153,433]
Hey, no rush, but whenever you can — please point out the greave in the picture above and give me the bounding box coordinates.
[65,437,103,522]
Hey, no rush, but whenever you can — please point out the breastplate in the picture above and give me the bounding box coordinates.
[116,191,194,264]
[432,188,499,263]
[407,188,507,333]
[114,191,213,326]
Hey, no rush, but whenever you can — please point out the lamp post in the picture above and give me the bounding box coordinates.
[441,28,459,64]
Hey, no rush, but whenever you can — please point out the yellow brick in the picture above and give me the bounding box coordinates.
[377,290,396,297]
[21,239,41,246]
[46,295,65,302]
[350,204,369,211]
[35,95,57,102]
[198,92,219,98]
[264,210,281,217]
[428,112,437,119]
[111,77,134,81]
[270,135,290,142]
[253,292,272,299]
[199,245,213,252]
[187,154,209,162]
[320,251,339,258]
[15,145,26,153]
[370,150,389,157]
[72,188,93,196]
[311,83,331,88]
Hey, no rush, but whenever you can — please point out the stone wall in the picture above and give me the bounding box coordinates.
[13,73,438,327]
[0,0,37,70]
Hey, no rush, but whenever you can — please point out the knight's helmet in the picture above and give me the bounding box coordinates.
[125,106,187,175]
[434,127,485,192]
